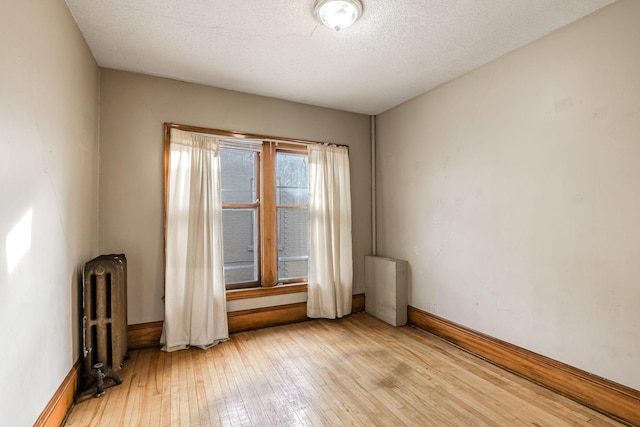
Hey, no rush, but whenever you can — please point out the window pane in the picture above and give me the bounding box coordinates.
[277,208,308,281]
[220,148,256,203]
[276,153,308,206]
[222,208,258,284]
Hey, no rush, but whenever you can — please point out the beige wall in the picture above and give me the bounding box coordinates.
[0,1,100,424]
[377,0,640,390]
[99,69,371,324]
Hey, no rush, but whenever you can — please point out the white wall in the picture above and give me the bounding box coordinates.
[377,0,640,390]
[0,1,100,425]
[99,70,371,324]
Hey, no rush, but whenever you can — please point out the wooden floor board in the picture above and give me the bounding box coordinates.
[64,314,625,426]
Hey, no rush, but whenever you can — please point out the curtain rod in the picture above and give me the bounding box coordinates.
[165,122,348,149]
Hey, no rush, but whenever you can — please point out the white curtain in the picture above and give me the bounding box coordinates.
[307,144,353,319]
[161,129,228,352]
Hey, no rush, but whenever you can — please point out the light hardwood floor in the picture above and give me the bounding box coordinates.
[64,313,624,426]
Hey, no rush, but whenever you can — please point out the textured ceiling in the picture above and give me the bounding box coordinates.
[65,0,614,115]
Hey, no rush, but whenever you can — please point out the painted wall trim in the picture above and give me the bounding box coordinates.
[33,360,80,427]
[407,306,640,426]
[128,293,366,349]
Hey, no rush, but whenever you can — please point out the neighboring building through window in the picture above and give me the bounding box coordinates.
[276,152,308,282]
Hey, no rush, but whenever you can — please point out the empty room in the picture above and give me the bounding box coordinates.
[1,0,639,426]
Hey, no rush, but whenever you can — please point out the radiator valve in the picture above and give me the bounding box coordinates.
[93,363,106,398]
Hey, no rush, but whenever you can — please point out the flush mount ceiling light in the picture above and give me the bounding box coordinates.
[313,0,363,31]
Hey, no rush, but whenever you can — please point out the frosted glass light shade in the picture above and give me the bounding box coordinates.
[313,0,363,31]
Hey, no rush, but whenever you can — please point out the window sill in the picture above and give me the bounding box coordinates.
[226,283,308,301]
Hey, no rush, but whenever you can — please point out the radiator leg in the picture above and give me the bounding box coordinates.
[106,367,123,385]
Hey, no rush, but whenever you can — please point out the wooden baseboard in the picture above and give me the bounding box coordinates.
[352,293,365,313]
[128,321,164,350]
[128,293,366,348]
[34,360,80,427]
[407,306,640,426]
[228,302,308,332]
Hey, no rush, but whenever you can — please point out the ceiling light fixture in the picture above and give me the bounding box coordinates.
[313,0,363,31]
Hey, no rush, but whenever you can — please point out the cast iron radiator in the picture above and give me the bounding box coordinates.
[81,254,128,396]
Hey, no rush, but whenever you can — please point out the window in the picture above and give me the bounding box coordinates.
[220,147,259,286]
[163,124,314,292]
[220,141,308,290]
[276,152,308,282]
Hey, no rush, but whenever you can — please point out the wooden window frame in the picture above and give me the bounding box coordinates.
[164,123,342,297]
[260,141,278,288]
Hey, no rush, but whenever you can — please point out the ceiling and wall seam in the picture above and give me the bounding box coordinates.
[64,0,615,115]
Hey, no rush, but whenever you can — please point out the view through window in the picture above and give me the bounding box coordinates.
[220,141,308,289]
